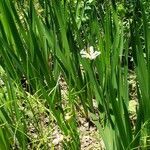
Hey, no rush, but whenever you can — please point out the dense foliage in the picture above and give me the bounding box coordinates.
[0,0,150,149]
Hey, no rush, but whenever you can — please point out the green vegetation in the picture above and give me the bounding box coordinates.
[0,0,150,149]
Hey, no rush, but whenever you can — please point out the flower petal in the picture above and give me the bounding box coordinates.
[90,51,101,60]
[89,46,94,54]
[80,49,86,55]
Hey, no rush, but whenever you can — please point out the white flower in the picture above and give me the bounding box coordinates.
[80,46,101,60]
